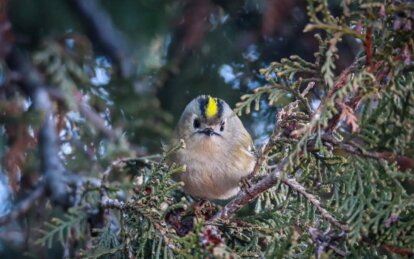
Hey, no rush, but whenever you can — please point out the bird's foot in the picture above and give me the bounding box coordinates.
[193,199,215,219]
[240,176,259,198]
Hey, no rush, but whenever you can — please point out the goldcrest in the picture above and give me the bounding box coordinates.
[170,95,256,200]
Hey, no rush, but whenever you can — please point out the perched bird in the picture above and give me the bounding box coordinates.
[171,95,256,200]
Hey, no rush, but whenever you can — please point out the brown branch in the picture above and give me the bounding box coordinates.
[324,66,356,133]
[364,26,373,71]
[361,235,414,256]
[250,118,281,177]
[381,244,414,256]
[0,184,46,225]
[321,134,414,171]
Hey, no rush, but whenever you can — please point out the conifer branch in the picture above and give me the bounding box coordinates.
[281,178,349,231]
[210,154,349,232]
[321,134,414,171]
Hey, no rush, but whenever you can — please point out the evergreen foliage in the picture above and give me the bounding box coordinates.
[34,0,414,257]
[1,0,413,258]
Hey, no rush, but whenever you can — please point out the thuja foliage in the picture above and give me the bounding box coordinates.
[37,0,414,257]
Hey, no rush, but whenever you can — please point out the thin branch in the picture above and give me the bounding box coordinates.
[321,134,414,171]
[0,184,46,225]
[304,23,364,40]
[313,58,361,133]
[250,86,313,178]
[295,81,315,115]
[67,0,133,78]
[99,160,123,214]
[250,118,281,177]
[381,244,414,257]
[282,178,349,231]
[48,88,118,141]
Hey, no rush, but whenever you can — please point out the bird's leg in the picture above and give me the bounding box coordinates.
[239,176,254,198]
[193,199,206,218]
[193,199,215,219]
[240,176,252,190]
[239,175,264,199]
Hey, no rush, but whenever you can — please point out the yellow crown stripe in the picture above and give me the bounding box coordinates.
[205,96,218,118]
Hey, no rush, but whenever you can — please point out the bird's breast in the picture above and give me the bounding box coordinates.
[176,138,255,200]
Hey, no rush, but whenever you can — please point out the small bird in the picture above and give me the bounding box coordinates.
[171,95,256,200]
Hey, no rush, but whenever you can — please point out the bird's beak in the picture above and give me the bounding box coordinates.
[198,127,220,137]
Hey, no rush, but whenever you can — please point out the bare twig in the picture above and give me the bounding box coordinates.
[0,184,46,225]
[282,178,349,231]
[296,81,315,115]
[67,0,133,78]
[311,58,361,133]
[250,118,281,177]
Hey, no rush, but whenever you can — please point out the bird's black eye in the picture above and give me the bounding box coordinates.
[220,121,225,131]
[193,118,201,128]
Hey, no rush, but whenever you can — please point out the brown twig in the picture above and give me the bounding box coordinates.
[250,119,281,177]
[321,134,414,171]
[297,81,315,115]
[364,26,373,71]
[381,243,414,256]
